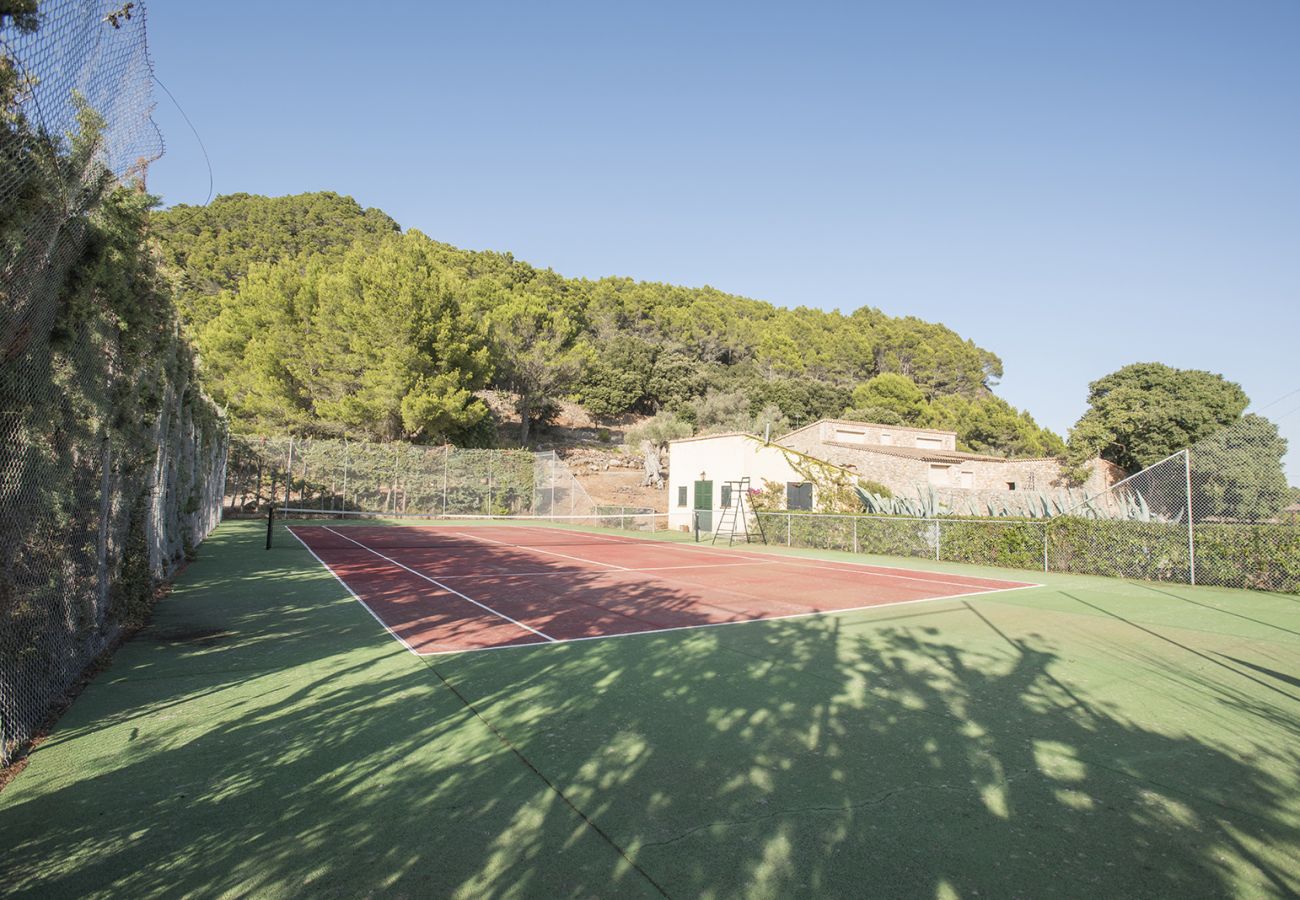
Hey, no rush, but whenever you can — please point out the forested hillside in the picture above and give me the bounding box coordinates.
[153,192,1063,455]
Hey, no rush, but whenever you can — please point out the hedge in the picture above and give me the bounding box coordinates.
[753,512,1300,594]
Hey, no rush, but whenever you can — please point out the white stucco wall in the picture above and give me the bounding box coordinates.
[666,434,809,531]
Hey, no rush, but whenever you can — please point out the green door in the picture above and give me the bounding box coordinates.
[693,480,714,531]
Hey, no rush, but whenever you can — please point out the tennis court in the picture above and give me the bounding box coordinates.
[287,522,1037,655]
[3,518,1298,898]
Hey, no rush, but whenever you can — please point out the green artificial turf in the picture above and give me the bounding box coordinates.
[2,519,1298,898]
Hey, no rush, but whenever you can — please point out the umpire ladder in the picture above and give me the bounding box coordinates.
[711,478,768,546]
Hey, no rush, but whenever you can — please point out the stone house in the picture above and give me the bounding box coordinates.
[777,419,1123,504]
[667,419,1125,528]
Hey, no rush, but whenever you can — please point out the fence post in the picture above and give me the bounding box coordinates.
[786,513,792,547]
[488,453,494,517]
[934,521,940,561]
[284,436,294,512]
[1184,449,1196,585]
[1042,522,1049,573]
[853,516,859,554]
[266,506,275,550]
[442,446,449,516]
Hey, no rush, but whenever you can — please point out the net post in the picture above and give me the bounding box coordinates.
[266,506,274,550]
[1184,448,1195,585]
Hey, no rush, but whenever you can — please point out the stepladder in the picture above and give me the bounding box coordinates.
[711,478,767,546]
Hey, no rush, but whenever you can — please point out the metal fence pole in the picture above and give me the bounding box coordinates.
[1042,522,1049,573]
[786,513,792,546]
[340,440,348,513]
[284,436,294,512]
[1184,449,1196,585]
[935,521,941,561]
[442,446,449,516]
[853,516,859,554]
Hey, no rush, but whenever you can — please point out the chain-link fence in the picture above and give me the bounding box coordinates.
[533,449,600,518]
[753,417,1297,594]
[226,437,610,520]
[1,3,225,767]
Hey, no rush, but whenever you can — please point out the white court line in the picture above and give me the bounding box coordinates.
[290,524,1043,658]
[451,530,633,571]
[432,559,783,580]
[451,530,925,620]
[491,525,1040,591]
[286,526,424,656]
[319,526,556,643]
[411,582,1044,657]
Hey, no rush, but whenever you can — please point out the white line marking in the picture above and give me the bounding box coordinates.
[450,530,633,571]
[411,583,1044,657]
[547,529,1039,590]
[293,523,1043,657]
[432,559,783,580]
[448,528,987,620]
[319,526,556,643]
[451,530,824,615]
[286,526,423,657]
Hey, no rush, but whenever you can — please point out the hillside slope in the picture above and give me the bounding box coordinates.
[152,192,1061,456]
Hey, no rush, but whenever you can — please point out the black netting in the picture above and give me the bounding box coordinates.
[1,2,224,767]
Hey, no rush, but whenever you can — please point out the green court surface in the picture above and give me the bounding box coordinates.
[2,520,1298,898]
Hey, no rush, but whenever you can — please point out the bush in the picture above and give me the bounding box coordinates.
[625,411,694,450]
[750,511,1300,593]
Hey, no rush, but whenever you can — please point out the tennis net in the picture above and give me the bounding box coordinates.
[271,508,678,551]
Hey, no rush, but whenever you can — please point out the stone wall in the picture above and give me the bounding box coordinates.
[782,420,958,452]
[780,435,1124,500]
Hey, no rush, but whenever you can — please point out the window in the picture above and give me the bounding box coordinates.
[1006,481,1017,491]
[786,482,813,510]
[917,436,943,450]
[927,464,950,486]
[677,485,687,507]
[880,433,893,445]
[961,470,974,488]
[720,485,732,508]
[835,428,867,444]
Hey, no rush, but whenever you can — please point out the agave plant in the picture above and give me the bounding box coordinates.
[855,483,1181,523]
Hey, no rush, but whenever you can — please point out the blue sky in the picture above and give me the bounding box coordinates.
[144,1,1300,479]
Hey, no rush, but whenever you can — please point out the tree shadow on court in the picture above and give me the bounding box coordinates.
[424,584,1300,898]
[3,521,1299,898]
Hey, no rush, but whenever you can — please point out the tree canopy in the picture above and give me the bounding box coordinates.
[1189,414,1290,521]
[196,233,492,442]
[153,192,399,327]
[1067,362,1249,473]
[155,192,1057,453]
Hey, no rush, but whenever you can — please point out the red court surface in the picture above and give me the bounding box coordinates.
[288,524,1039,656]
